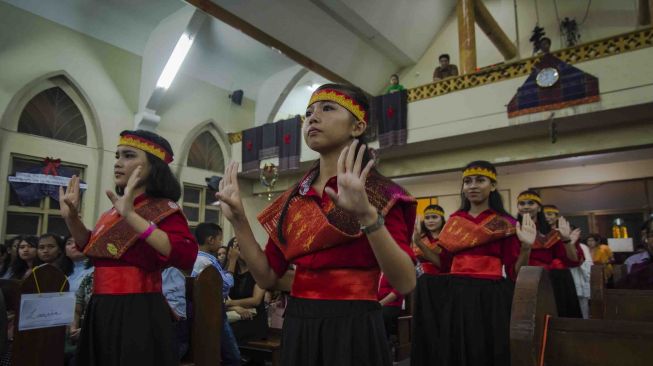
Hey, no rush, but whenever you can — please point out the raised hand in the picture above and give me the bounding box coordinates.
[557,216,572,240]
[569,227,582,244]
[413,217,423,245]
[215,162,246,223]
[517,212,537,247]
[105,166,142,217]
[324,140,376,221]
[59,175,81,220]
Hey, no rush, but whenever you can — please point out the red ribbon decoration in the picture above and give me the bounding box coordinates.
[42,157,61,176]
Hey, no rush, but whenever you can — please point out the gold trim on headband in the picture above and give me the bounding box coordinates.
[462,167,497,181]
[119,135,172,164]
[543,207,560,214]
[308,89,367,122]
[518,193,542,204]
[424,209,445,217]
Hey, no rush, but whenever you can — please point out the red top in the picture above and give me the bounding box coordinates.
[529,237,583,270]
[82,194,198,272]
[415,236,445,275]
[378,273,404,308]
[264,176,415,300]
[440,209,521,281]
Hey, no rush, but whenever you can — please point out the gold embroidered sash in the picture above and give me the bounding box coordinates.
[532,230,561,249]
[438,213,515,253]
[84,197,181,259]
[257,170,416,261]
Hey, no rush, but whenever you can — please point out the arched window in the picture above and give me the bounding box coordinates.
[17,87,87,145]
[187,131,224,172]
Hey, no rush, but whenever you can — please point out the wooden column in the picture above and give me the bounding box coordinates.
[474,0,517,60]
[638,0,652,25]
[457,0,477,74]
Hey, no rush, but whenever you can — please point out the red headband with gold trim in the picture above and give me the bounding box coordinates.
[119,134,173,164]
[308,89,367,122]
[424,208,445,217]
[543,207,560,214]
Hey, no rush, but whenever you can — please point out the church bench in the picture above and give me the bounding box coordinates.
[511,266,653,366]
[239,327,282,366]
[0,264,68,366]
[590,264,653,322]
[180,265,223,366]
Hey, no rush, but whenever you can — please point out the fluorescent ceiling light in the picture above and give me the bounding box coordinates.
[156,33,194,89]
[307,83,320,91]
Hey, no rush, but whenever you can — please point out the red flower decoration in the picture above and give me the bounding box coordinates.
[246,140,253,151]
[283,133,291,144]
[386,106,395,119]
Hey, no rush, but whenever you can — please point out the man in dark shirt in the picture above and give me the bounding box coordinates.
[433,53,459,81]
[617,218,653,289]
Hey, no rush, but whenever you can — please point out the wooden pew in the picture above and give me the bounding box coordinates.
[0,264,69,366]
[590,264,653,321]
[511,266,653,366]
[181,265,223,366]
[395,291,414,362]
[239,327,282,366]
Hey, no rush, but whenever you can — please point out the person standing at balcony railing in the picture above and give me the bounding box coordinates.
[384,73,405,94]
[433,53,459,81]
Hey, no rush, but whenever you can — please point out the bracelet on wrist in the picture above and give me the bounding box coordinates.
[139,221,157,241]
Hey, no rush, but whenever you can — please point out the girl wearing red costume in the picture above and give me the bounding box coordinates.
[216,84,417,366]
[412,204,447,276]
[517,190,583,318]
[411,161,536,366]
[59,130,198,366]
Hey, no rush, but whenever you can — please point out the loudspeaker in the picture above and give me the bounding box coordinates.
[229,90,244,106]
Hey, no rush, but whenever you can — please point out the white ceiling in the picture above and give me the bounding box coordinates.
[3,0,297,100]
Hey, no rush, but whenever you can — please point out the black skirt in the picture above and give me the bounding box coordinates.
[281,296,392,366]
[549,269,582,318]
[411,275,514,366]
[76,293,176,366]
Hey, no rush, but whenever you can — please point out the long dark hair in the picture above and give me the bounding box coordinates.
[459,160,512,218]
[276,83,374,244]
[10,235,41,279]
[116,130,181,202]
[0,242,11,277]
[421,204,446,236]
[516,189,551,235]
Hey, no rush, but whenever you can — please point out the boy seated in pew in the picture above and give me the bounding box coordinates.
[616,218,653,289]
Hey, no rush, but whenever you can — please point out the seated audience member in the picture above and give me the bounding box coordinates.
[68,270,93,366]
[624,222,652,273]
[217,246,228,269]
[0,236,21,279]
[162,266,190,361]
[193,223,241,366]
[225,238,268,344]
[10,235,40,280]
[616,219,653,289]
[384,74,405,94]
[60,236,94,293]
[587,233,614,281]
[37,233,64,265]
[378,273,404,341]
[433,53,459,81]
[0,244,11,279]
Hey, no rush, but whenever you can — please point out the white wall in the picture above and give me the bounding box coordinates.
[400,158,653,218]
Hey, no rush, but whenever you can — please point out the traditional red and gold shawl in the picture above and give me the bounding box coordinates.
[257,169,415,261]
[84,197,180,259]
[413,236,442,258]
[438,213,515,253]
[531,230,562,249]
